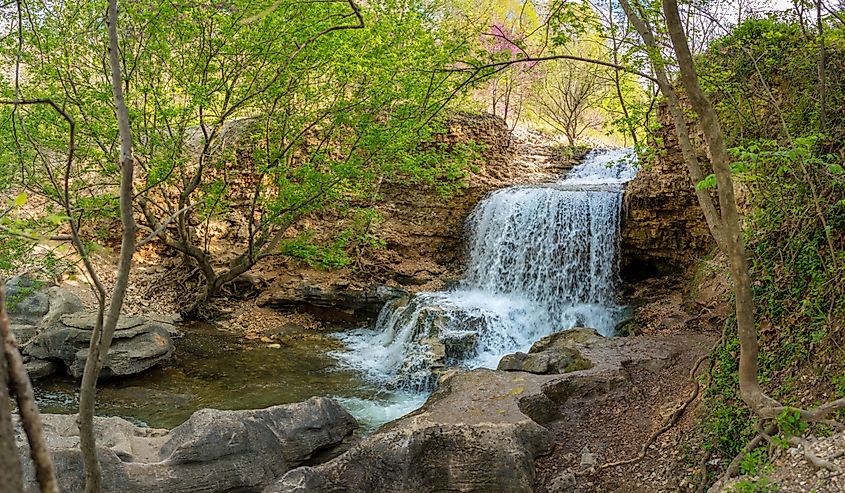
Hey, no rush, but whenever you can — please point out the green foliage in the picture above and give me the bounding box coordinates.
[701,133,844,473]
[728,477,777,493]
[0,0,489,286]
[698,17,845,143]
[702,321,758,458]
[695,18,845,478]
[0,237,33,273]
[280,232,352,270]
[739,448,772,477]
[773,408,808,447]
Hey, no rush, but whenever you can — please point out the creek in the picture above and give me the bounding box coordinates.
[34,148,636,431]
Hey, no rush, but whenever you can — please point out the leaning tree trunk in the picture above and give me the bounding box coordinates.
[1,285,59,493]
[617,0,781,418]
[0,323,24,492]
[659,0,781,416]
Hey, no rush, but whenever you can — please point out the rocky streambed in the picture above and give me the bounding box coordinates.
[17,325,713,493]
[6,276,418,431]
[8,134,724,492]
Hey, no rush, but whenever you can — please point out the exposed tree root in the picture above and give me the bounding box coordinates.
[787,436,841,473]
[696,448,714,493]
[708,429,772,492]
[711,420,845,491]
[578,337,720,476]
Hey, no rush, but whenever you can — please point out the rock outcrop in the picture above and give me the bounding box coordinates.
[16,397,357,493]
[264,331,704,493]
[4,277,178,379]
[258,282,407,322]
[6,276,84,345]
[620,103,714,279]
[24,312,177,378]
[497,328,597,374]
[266,369,555,493]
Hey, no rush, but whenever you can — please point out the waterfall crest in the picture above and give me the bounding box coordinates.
[332,148,637,393]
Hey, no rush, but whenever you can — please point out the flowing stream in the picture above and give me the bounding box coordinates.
[33,148,636,432]
[332,148,637,412]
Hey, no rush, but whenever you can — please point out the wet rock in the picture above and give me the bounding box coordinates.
[420,336,446,366]
[405,303,482,363]
[16,397,357,493]
[441,331,478,360]
[497,328,598,374]
[25,312,177,378]
[259,282,407,322]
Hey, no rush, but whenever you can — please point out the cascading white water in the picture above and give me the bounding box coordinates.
[332,148,637,400]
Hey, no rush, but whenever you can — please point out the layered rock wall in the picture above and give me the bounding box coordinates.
[258,113,518,320]
[620,104,714,279]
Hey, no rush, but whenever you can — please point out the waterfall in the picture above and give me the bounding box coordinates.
[332,148,637,395]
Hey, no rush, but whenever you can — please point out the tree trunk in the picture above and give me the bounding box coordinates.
[0,327,24,493]
[78,1,138,491]
[1,284,59,493]
[817,0,827,133]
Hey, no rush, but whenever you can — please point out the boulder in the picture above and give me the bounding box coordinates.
[5,276,84,345]
[16,397,357,493]
[11,324,38,346]
[497,328,599,374]
[266,370,555,493]
[25,312,177,378]
[23,358,60,380]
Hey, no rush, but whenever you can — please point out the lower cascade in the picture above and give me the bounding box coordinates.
[333,148,637,398]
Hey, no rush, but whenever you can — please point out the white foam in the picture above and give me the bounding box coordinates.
[330,148,638,426]
[334,392,429,432]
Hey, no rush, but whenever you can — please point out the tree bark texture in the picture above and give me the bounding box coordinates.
[79,1,139,491]
[1,285,59,493]
[618,0,781,417]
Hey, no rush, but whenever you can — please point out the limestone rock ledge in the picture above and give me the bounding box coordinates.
[5,276,179,380]
[265,331,697,493]
[620,103,714,279]
[16,397,357,493]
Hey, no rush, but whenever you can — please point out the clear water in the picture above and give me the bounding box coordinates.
[32,321,414,431]
[331,148,637,395]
